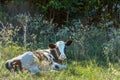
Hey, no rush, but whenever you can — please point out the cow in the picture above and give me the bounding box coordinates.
[5,40,72,74]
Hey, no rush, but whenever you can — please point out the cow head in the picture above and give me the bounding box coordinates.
[48,40,72,61]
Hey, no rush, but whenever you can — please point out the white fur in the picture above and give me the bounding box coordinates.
[51,61,67,70]
[7,51,40,74]
[56,41,66,60]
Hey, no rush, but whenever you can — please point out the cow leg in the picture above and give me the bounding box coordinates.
[51,62,67,70]
[55,64,67,70]
[28,62,40,74]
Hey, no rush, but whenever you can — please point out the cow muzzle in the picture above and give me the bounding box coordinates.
[59,55,66,60]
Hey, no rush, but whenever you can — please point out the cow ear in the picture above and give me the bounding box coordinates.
[65,40,72,46]
[49,44,56,49]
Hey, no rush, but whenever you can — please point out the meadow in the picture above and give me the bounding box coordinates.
[0,0,120,80]
[0,45,120,80]
[0,12,120,80]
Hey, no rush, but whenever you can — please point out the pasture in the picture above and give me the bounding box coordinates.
[0,46,120,80]
[0,0,120,80]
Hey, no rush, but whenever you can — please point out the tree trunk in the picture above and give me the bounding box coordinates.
[66,11,69,26]
[24,24,27,50]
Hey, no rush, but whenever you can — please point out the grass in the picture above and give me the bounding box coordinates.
[0,46,120,80]
[0,59,120,80]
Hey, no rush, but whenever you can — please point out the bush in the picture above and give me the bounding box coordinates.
[56,19,120,65]
[103,28,120,63]
[0,14,57,50]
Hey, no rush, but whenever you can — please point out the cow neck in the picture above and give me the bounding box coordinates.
[49,48,62,64]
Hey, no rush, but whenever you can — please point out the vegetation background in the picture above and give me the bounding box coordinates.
[0,0,120,80]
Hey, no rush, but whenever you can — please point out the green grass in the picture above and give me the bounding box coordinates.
[0,60,120,80]
[0,46,120,80]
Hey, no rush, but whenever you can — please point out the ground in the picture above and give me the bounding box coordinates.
[0,60,120,80]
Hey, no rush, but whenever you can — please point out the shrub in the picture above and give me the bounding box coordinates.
[56,19,120,65]
[103,28,120,63]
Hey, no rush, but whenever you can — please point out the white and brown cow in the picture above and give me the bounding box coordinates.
[5,40,72,74]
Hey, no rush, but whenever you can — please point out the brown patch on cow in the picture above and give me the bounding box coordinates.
[50,49,62,64]
[34,49,63,64]
[49,44,56,49]
[55,47,61,57]
[50,50,58,60]
[11,59,22,72]
[56,60,62,64]
[34,50,48,61]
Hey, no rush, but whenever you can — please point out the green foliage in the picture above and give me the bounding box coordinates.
[27,14,57,50]
[0,21,21,47]
[55,19,120,65]
[37,0,81,12]
[48,0,62,10]
[103,28,120,63]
